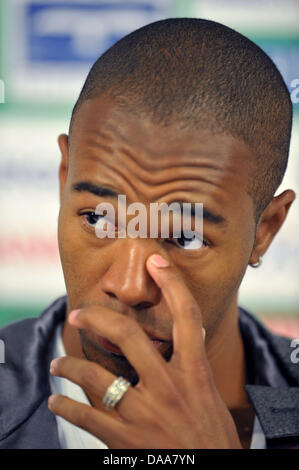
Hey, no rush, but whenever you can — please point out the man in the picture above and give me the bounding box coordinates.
[0,18,298,449]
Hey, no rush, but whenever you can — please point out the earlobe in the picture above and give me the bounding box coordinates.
[58,133,69,202]
[249,255,263,268]
[249,189,296,265]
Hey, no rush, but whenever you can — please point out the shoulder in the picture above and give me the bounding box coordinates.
[0,317,40,376]
[0,316,40,348]
[0,296,67,369]
[0,297,66,446]
[239,306,299,386]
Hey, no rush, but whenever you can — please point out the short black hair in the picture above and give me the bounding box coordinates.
[70,18,293,222]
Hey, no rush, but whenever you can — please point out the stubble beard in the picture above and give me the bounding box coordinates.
[78,328,173,386]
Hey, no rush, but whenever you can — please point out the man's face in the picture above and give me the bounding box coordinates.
[58,95,256,384]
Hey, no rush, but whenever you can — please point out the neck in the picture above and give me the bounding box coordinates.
[205,298,250,410]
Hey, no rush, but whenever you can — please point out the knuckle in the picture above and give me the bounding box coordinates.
[77,406,94,429]
[125,431,146,449]
[195,361,215,389]
[161,394,184,416]
[81,363,99,385]
[167,269,182,284]
[137,396,163,422]
[113,318,140,343]
[52,357,68,375]
[185,299,202,321]
[83,309,95,323]
[168,388,188,411]
[154,375,187,410]
[50,394,63,412]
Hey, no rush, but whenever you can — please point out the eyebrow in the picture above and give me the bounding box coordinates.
[73,181,119,198]
[174,201,227,226]
[72,181,227,227]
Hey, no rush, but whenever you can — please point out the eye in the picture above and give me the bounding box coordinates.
[80,211,116,235]
[168,231,208,250]
[82,211,101,227]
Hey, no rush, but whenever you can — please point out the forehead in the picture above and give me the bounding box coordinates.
[69,96,254,212]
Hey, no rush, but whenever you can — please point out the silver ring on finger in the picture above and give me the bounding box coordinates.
[102,376,131,411]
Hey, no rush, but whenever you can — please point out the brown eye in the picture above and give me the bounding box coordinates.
[80,211,117,238]
[82,212,101,226]
[169,232,208,250]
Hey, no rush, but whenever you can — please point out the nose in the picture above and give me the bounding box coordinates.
[100,239,164,309]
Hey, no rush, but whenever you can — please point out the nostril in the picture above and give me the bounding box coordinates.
[106,291,117,299]
[135,301,154,310]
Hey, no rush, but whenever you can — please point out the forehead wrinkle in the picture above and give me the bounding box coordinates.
[87,130,115,154]
[83,139,228,187]
[102,120,235,167]
[77,155,232,213]
[112,127,238,171]
[74,109,242,176]
[92,120,135,150]
[70,126,112,152]
[86,151,225,196]
[74,155,230,210]
[119,146,228,173]
[74,116,245,201]
[84,152,137,195]
[135,179,227,209]
[77,114,234,172]
[95,119,171,161]
[118,149,228,184]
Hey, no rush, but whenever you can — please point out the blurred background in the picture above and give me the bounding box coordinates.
[0,0,298,337]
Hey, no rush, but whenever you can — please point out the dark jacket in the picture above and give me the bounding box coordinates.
[0,296,298,449]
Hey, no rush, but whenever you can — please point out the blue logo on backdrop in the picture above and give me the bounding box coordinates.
[260,42,299,97]
[26,2,164,63]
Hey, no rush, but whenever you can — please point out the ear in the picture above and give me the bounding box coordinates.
[249,189,296,265]
[58,133,69,203]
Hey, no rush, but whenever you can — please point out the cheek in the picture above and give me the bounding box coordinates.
[58,206,97,294]
[58,205,116,301]
[58,208,82,297]
[58,206,80,268]
[180,241,251,329]
[183,270,239,333]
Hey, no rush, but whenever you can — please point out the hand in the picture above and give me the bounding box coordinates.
[48,254,242,449]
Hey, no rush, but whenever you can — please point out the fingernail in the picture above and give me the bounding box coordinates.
[69,309,81,323]
[149,254,169,268]
[202,328,206,342]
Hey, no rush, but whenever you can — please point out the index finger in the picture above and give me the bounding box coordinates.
[146,254,206,367]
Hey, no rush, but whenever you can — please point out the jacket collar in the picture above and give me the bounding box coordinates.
[239,307,299,444]
[0,296,66,445]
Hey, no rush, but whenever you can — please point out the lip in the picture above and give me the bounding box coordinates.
[96,334,165,356]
